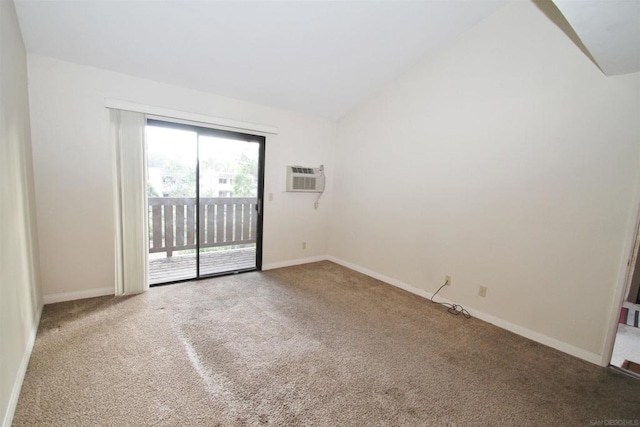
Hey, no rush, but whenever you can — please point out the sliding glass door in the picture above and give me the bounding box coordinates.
[146,120,264,285]
[198,134,261,276]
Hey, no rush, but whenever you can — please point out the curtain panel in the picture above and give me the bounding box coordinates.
[110,109,148,295]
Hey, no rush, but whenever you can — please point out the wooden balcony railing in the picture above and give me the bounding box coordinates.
[148,197,258,256]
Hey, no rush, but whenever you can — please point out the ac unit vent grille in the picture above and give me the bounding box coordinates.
[293,176,317,190]
[292,167,314,174]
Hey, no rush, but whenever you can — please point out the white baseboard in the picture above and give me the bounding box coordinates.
[262,256,328,271]
[469,307,603,365]
[327,256,446,301]
[326,256,602,366]
[2,303,42,427]
[43,287,114,305]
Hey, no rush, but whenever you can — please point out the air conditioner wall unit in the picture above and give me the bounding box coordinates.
[286,165,325,193]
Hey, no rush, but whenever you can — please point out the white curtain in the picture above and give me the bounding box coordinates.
[111,109,148,295]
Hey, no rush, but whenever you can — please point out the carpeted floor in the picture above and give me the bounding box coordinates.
[13,261,640,425]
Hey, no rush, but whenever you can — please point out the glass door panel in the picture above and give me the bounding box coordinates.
[198,135,260,276]
[146,125,198,285]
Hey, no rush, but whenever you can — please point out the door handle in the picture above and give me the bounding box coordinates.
[256,199,261,215]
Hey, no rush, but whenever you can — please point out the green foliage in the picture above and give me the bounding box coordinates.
[233,153,258,197]
[148,141,257,198]
[147,182,159,197]
[162,160,196,197]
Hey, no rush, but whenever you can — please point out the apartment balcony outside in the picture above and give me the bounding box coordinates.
[148,197,258,285]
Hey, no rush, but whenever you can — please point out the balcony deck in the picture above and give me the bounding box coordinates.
[149,247,256,285]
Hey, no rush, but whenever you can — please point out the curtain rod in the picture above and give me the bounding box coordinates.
[104,99,278,135]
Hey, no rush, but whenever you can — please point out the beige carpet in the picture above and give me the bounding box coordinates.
[13,261,640,425]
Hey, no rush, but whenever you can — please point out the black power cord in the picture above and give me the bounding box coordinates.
[430,279,471,319]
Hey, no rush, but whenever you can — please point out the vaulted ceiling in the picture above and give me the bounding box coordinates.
[13,0,640,119]
[553,0,640,76]
[12,0,507,118]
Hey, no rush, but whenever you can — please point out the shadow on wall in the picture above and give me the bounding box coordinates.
[532,0,601,73]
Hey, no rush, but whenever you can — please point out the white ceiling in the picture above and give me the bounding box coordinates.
[14,0,507,119]
[553,0,640,76]
[14,1,639,118]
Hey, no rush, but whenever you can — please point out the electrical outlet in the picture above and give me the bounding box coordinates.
[302,242,307,250]
[479,286,487,298]
[445,275,451,286]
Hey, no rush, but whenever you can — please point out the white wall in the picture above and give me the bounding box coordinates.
[0,1,43,425]
[329,1,640,361]
[27,54,335,299]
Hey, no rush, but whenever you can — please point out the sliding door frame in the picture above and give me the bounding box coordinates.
[147,118,265,285]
